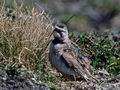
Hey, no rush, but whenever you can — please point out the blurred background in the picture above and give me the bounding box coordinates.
[3,0,120,34]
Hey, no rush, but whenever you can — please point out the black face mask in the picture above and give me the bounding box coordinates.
[52,39,64,44]
[54,28,62,33]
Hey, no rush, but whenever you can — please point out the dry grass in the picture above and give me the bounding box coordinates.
[0,2,54,77]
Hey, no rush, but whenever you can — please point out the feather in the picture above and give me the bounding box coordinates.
[49,23,97,82]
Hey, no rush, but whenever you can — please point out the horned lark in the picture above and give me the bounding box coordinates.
[49,23,96,81]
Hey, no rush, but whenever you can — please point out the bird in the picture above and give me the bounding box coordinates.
[49,23,96,81]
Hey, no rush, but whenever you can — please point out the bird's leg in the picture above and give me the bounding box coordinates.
[60,75,66,81]
[73,74,76,81]
[84,68,98,83]
[58,72,63,78]
[83,74,90,82]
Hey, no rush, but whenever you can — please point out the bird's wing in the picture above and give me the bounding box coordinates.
[61,48,89,80]
[70,41,84,59]
[61,41,88,66]
[61,42,97,81]
[61,46,96,81]
[61,45,86,72]
[61,48,78,67]
[70,41,91,66]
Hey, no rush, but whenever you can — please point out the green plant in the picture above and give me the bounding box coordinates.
[70,32,120,75]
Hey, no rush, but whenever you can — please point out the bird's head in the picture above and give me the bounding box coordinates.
[53,23,69,42]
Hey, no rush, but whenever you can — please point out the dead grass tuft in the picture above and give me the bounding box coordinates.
[0,3,53,76]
